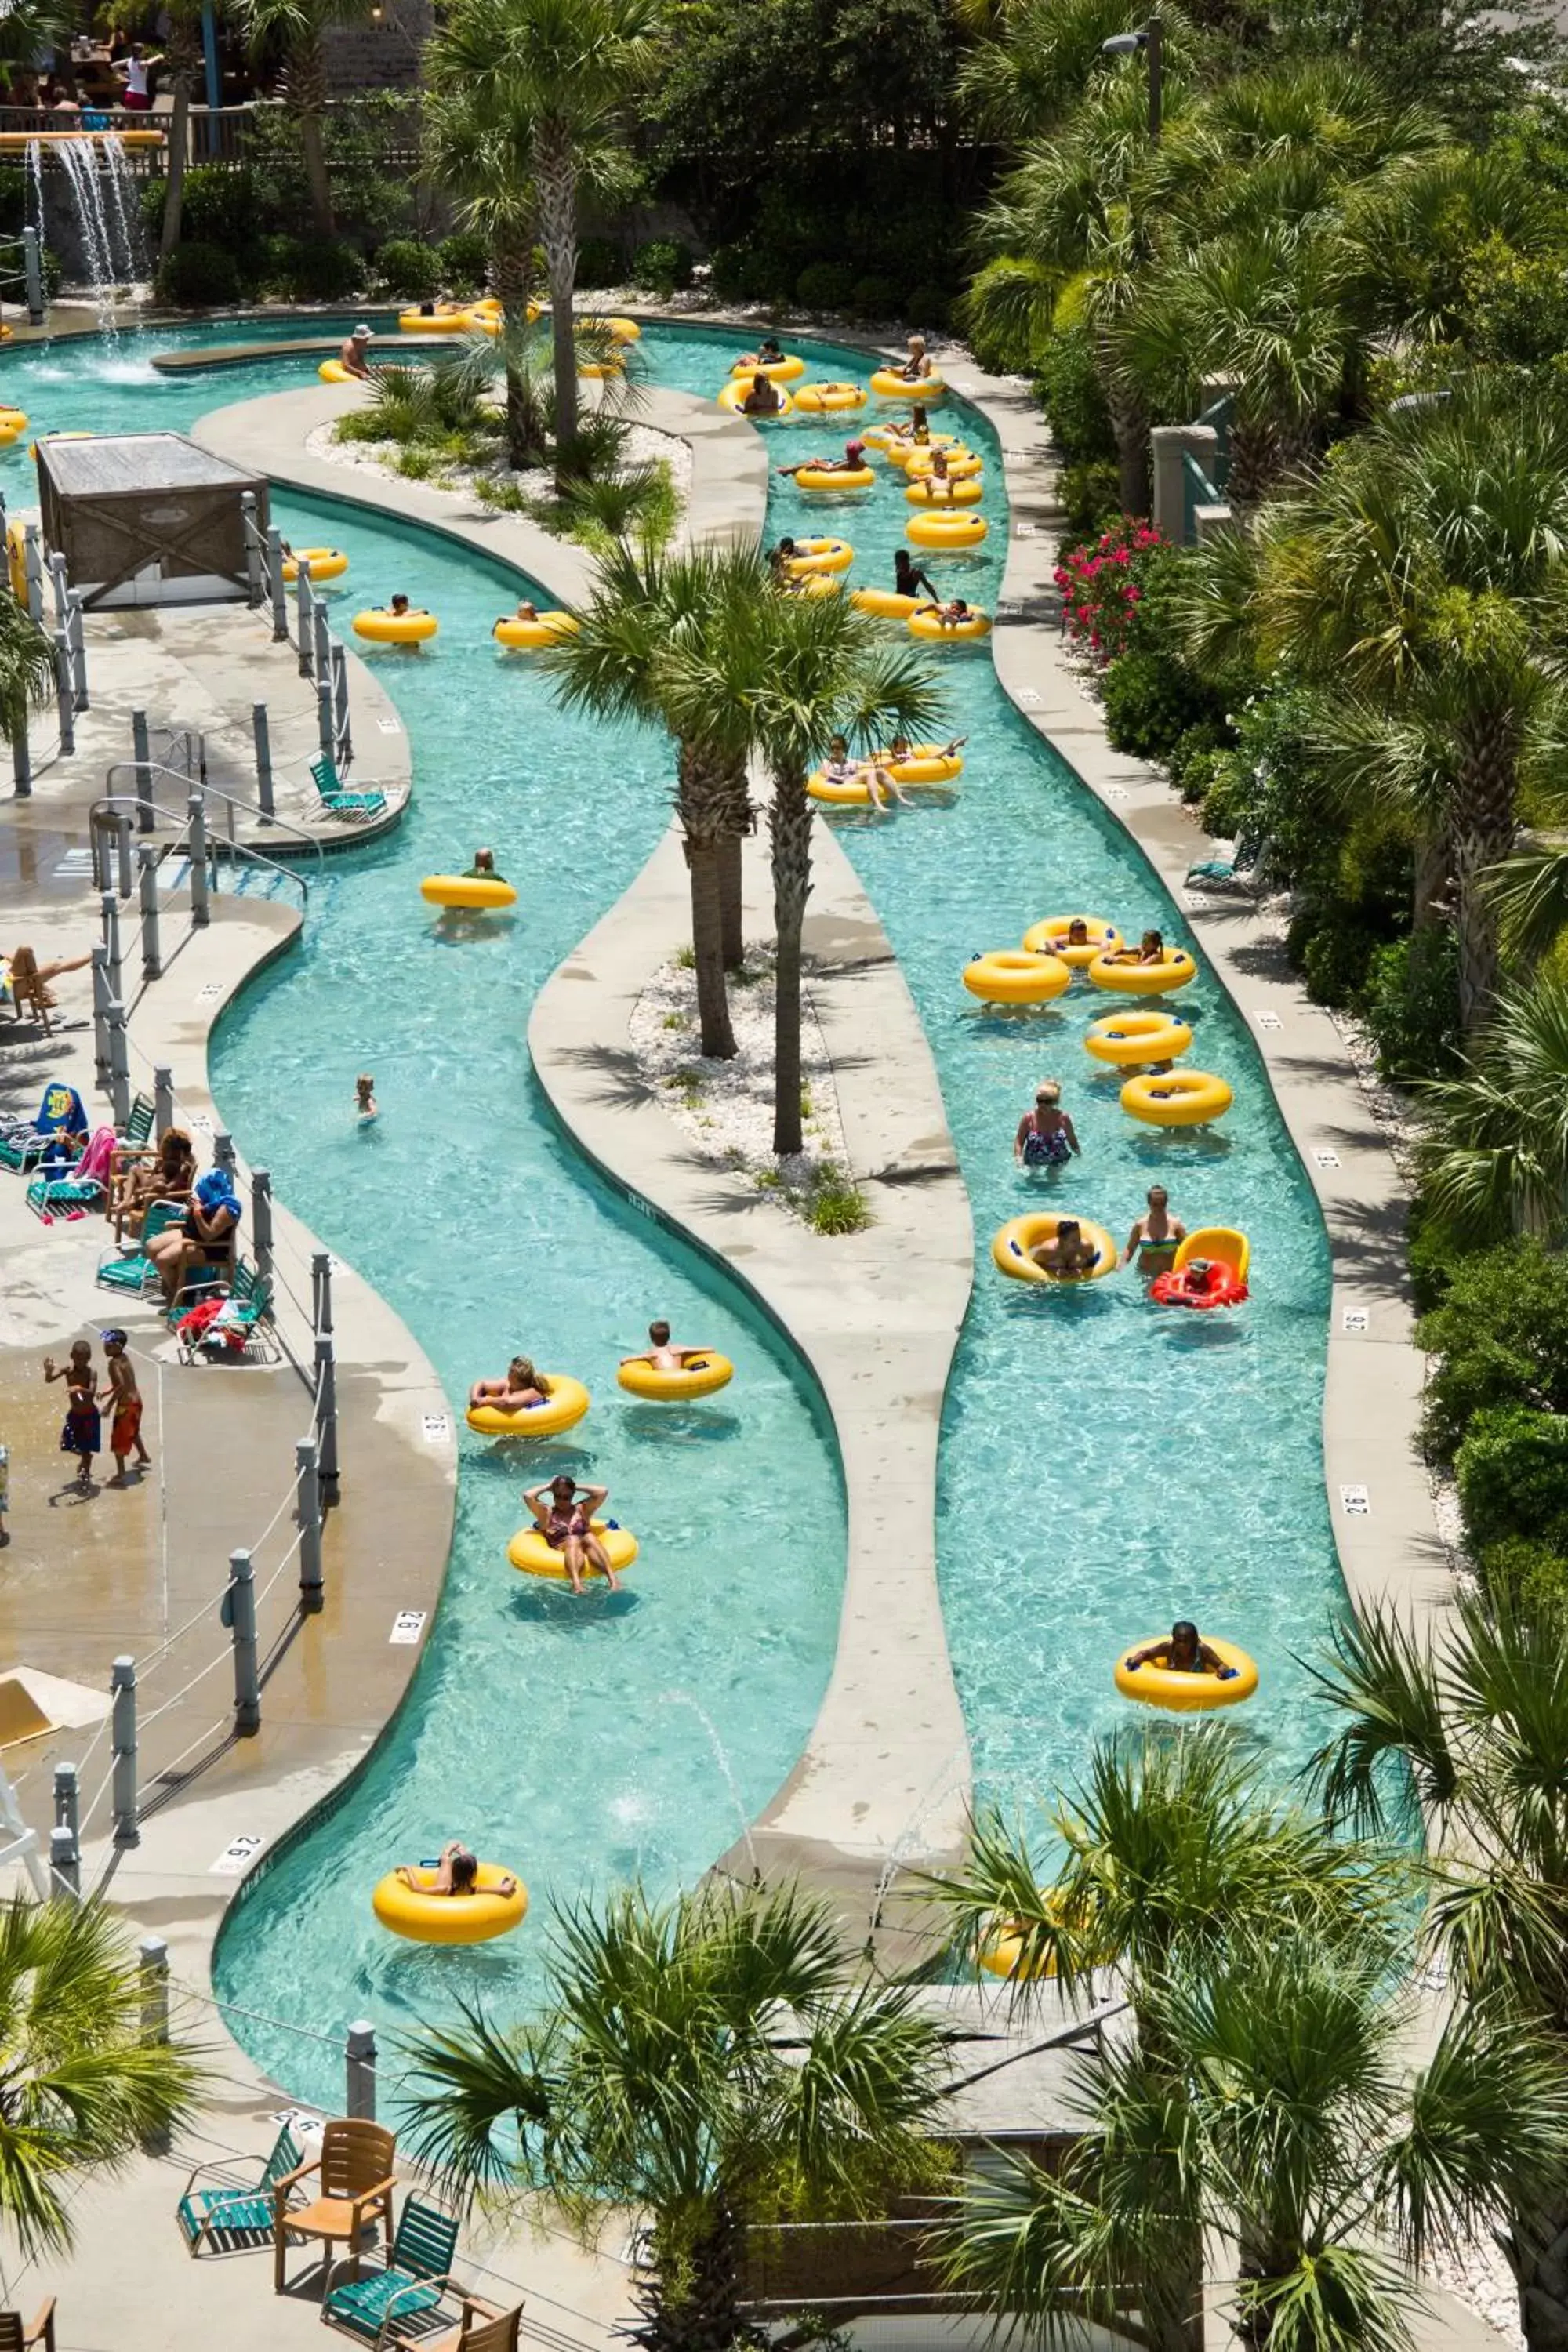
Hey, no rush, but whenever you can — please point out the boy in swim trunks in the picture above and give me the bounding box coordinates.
[630,1319,714,1374]
[45,1338,100,1490]
[100,1328,150,1484]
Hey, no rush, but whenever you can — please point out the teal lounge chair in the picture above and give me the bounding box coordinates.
[176,2122,306,2257]
[25,1173,103,1221]
[0,1083,88,1173]
[322,2194,460,2347]
[176,1261,278,1362]
[310,754,386,820]
[96,1197,186,1295]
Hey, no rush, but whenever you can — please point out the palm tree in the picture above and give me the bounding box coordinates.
[401,1879,952,2352]
[158,0,211,263]
[423,0,658,474]
[942,1927,1568,2352]
[957,0,1197,146]
[421,80,540,463]
[1178,382,1568,1025]
[0,595,60,757]
[676,592,943,1157]
[0,1895,206,2256]
[1309,1589,1568,2352]
[1411,971,1568,1240]
[238,0,378,237]
[547,542,768,1058]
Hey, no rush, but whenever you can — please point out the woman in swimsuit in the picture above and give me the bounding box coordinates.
[524,1473,619,1595]
[1123,1185,1185,1272]
[470,1357,549,1412]
[396,1840,517,1898]
[1014,1081,1079,1169]
[898,335,933,383]
[1123,1621,1238,1679]
[1109,927,1166,966]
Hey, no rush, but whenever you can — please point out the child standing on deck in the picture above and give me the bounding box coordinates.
[100,1329,150,1485]
[44,1339,99,1491]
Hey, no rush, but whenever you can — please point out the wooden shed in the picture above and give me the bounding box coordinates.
[35,431,268,611]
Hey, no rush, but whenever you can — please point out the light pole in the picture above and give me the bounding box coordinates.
[1102,18,1162,141]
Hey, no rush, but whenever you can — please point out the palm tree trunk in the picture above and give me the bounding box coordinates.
[535,125,579,475]
[769,767,813,1157]
[1452,724,1520,1029]
[677,743,737,1059]
[628,2200,751,2352]
[719,832,744,968]
[1097,340,1149,517]
[494,230,540,471]
[1413,825,1448,933]
[1508,2194,1568,2352]
[159,55,194,263]
[292,32,333,239]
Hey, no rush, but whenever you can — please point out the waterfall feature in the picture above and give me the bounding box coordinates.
[32,136,146,332]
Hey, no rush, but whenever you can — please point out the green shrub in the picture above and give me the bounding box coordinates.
[795,261,856,312]
[807,1163,872,1235]
[1456,1403,1568,1552]
[1034,325,1116,466]
[1057,459,1120,544]
[154,241,241,309]
[1101,651,1222,762]
[709,241,777,301]
[902,281,951,328]
[1418,1240,1568,1461]
[180,164,261,251]
[575,236,623,290]
[960,256,1044,376]
[261,237,362,302]
[1359,929,1461,1083]
[850,274,899,320]
[1477,1533,1568,1617]
[437,229,489,288]
[1167,724,1230,803]
[1286,912,1380,1010]
[375,238,441,299]
[633,238,692,294]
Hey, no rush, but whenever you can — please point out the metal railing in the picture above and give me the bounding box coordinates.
[101,756,325,868]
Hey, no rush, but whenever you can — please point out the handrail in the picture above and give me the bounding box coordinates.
[93,794,310,904]
[103,761,325,868]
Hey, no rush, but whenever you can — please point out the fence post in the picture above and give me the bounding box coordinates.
[67,589,88,712]
[214,1130,236,1176]
[187,793,209,927]
[10,712,29,799]
[132,707,153,833]
[21,224,42,325]
[47,550,67,628]
[139,1935,172,2151]
[111,1656,139,1849]
[91,943,111,1091]
[50,1762,79,1898]
[267,525,289,641]
[251,1167,272,1279]
[137,840,162,980]
[314,1335,339,1500]
[102,887,122,1001]
[296,564,314,679]
[345,2021,377,2121]
[312,1251,333,1337]
[240,490,263,607]
[332,641,351,769]
[22,524,42,626]
[154,1064,174,1139]
[317,677,334,763]
[252,702,274,818]
[52,628,73,757]
[115,814,133,899]
[106,1001,131,1131]
[296,1438,323,1611]
[312,601,331,689]
[226,1548,260,1735]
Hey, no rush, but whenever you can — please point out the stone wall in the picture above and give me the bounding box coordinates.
[324,0,430,94]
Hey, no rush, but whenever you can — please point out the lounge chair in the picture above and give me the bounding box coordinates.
[24,1171,103,1221]
[310,754,386,820]
[176,2122,307,2257]
[430,2299,522,2352]
[273,2117,397,2297]
[175,1261,278,1363]
[321,2193,459,2345]
[1186,831,1267,890]
[0,1083,88,1173]
[0,2298,55,2352]
[96,1196,187,1295]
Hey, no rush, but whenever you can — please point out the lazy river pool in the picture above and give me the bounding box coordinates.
[0,315,1344,2104]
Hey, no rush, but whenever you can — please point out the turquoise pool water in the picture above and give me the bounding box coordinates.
[0,318,1343,2099]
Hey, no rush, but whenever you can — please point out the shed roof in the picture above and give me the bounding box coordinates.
[38,432,262,498]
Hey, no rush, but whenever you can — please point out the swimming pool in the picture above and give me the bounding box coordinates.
[0,318,1345,2101]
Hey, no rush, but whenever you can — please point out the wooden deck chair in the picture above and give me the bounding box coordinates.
[430,2298,521,2352]
[273,2117,397,2297]
[0,2299,56,2352]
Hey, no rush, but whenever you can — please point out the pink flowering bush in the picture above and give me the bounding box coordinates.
[1054,520,1165,664]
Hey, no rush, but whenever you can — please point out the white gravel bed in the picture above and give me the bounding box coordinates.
[304,416,692,517]
[627,944,858,1222]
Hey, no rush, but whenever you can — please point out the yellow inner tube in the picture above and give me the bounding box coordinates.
[1175,1225,1250,1281]
[602,317,641,342]
[421,875,517,911]
[31,430,92,461]
[618,1352,735,1401]
[281,546,347,584]
[878,746,963,782]
[509,1519,639,1581]
[354,608,439,645]
[1121,1070,1233,1127]
[871,368,947,401]
[0,423,20,451]
[1083,1011,1192,1067]
[399,305,471,332]
[494,612,578,648]
[907,608,991,642]
[794,466,876,492]
[879,430,960,469]
[465,1374,590,1438]
[787,538,854,577]
[0,406,30,433]
[1024,916,1123,968]
[579,358,624,379]
[793,381,866,412]
[964,949,1072,1005]
[907,512,987,549]
[372,1864,527,1944]
[731,354,806,382]
[1087,947,1197,994]
[318,359,354,383]
[992,1212,1117,1284]
[717,379,796,418]
[795,574,840,600]
[975,1889,1084,1980]
[5,521,24,601]
[1115,1637,1258,1712]
[907,446,982,480]
[851,588,920,619]
[905,476,984,507]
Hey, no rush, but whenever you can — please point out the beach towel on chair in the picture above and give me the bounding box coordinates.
[34,1084,87,1145]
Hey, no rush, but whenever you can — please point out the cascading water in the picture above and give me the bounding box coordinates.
[98,138,146,296]
[45,136,144,333]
